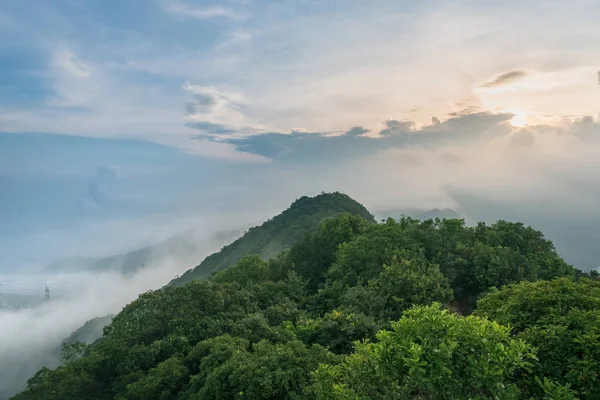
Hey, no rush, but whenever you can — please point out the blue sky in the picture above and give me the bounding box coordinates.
[1,0,600,270]
[2,0,599,147]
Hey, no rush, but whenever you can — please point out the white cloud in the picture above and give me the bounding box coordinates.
[180,83,268,139]
[181,83,246,114]
[48,48,98,108]
[53,49,90,79]
[162,1,245,20]
[0,211,268,396]
[214,29,253,50]
[474,66,600,125]
[3,0,600,158]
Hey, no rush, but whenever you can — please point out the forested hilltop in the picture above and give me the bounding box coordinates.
[14,193,600,400]
[170,192,375,285]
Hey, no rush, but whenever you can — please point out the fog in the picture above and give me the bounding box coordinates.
[0,212,267,398]
[2,115,600,397]
[220,116,600,269]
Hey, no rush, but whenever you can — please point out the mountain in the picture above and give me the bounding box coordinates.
[15,192,598,400]
[170,192,375,285]
[62,315,114,345]
[47,229,241,276]
[417,208,461,220]
[373,207,460,221]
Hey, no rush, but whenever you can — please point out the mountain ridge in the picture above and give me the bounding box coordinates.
[13,192,600,400]
[170,192,374,285]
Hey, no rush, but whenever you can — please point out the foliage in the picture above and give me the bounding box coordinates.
[340,254,453,322]
[293,309,379,354]
[59,340,89,364]
[194,340,338,400]
[317,217,573,313]
[12,193,594,400]
[124,356,189,400]
[313,304,536,400]
[477,278,600,399]
[286,213,369,292]
[171,192,375,284]
[212,255,269,285]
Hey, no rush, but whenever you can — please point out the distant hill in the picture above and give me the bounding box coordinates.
[417,208,461,220]
[0,293,44,309]
[374,207,460,221]
[63,315,114,345]
[170,192,375,285]
[47,229,241,276]
[15,192,593,400]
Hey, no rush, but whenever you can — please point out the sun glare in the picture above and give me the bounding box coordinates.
[509,113,527,127]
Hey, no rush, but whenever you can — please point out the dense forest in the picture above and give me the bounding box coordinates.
[13,193,599,399]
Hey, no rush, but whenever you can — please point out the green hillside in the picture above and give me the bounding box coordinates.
[170,192,375,285]
[13,194,600,400]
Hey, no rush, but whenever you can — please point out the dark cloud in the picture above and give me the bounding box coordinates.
[344,126,369,136]
[193,93,217,109]
[510,130,536,147]
[226,130,379,162]
[597,70,600,85]
[431,116,441,125]
[184,102,197,115]
[441,111,512,130]
[479,69,528,88]
[182,84,246,117]
[183,92,219,115]
[379,119,416,136]
[448,104,484,117]
[185,121,236,135]
[224,112,513,163]
[581,116,594,124]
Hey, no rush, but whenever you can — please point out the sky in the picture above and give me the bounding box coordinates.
[1,0,600,272]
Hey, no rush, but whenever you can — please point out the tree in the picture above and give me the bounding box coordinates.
[293,309,379,354]
[313,304,537,400]
[196,340,338,400]
[124,356,189,400]
[341,254,453,322]
[213,255,269,285]
[287,213,369,292]
[60,340,89,364]
[10,196,585,400]
[476,278,600,399]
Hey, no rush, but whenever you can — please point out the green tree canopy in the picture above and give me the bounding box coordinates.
[476,278,600,399]
[10,194,589,400]
[313,304,537,400]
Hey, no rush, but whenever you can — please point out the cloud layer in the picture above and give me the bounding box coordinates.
[1,0,598,154]
[479,70,529,88]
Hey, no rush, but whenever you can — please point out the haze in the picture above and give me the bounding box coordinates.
[0,0,599,397]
